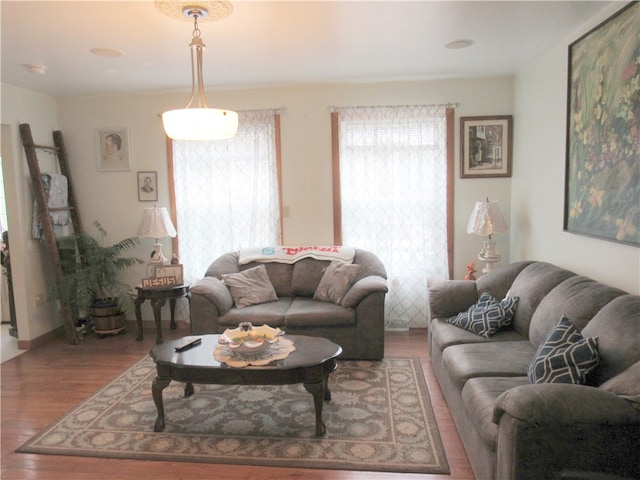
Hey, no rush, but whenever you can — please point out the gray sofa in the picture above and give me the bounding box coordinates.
[428,261,640,480]
[190,249,387,359]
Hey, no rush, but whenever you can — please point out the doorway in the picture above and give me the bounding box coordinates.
[1,123,21,362]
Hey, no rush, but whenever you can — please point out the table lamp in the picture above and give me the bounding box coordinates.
[137,207,177,265]
[467,198,508,274]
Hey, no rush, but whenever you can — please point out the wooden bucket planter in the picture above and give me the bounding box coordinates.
[90,299,126,337]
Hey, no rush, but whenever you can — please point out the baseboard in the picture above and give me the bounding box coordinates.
[17,325,66,350]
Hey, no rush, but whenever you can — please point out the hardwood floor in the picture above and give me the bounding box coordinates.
[1,323,474,480]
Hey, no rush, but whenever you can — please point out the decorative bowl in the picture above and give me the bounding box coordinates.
[219,324,283,354]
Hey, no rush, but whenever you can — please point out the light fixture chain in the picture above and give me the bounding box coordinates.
[192,12,202,38]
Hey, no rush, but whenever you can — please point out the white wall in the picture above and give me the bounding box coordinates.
[6,1,639,344]
[1,84,64,341]
[512,3,639,294]
[57,77,514,284]
[3,77,514,341]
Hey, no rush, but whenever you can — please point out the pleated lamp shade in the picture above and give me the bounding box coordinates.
[467,200,508,237]
[137,207,177,239]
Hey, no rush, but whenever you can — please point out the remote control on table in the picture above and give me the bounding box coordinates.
[174,338,202,352]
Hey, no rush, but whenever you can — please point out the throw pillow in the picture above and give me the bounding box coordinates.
[446,292,519,337]
[313,261,361,305]
[527,316,599,384]
[221,265,278,309]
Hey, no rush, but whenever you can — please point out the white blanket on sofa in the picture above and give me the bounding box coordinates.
[239,246,356,265]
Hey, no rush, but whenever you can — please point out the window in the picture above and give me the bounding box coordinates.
[332,105,453,328]
[170,109,282,285]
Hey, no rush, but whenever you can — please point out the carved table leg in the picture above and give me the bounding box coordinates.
[150,298,166,344]
[169,298,177,330]
[184,382,194,397]
[323,358,338,401]
[304,380,326,436]
[135,297,145,341]
[152,376,171,432]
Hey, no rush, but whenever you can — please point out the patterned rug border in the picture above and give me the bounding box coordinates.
[17,356,449,474]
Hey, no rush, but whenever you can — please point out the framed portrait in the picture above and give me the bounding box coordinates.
[564,2,639,246]
[96,127,131,171]
[137,171,158,202]
[153,264,183,285]
[460,116,513,178]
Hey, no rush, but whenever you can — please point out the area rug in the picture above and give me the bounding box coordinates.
[17,356,449,474]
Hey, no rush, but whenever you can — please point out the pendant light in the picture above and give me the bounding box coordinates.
[161,4,238,141]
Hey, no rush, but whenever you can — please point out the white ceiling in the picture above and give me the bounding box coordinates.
[1,1,612,98]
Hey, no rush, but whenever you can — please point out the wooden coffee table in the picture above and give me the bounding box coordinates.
[149,334,342,436]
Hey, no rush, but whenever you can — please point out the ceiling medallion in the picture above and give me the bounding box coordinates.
[154,1,233,22]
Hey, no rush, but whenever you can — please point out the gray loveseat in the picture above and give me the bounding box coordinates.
[428,261,640,480]
[190,248,387,359]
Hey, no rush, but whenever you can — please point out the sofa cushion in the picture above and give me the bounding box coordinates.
[285,297,356,327]
[217,297,291,327]
[476,261,535,302]
[528,276,626,348]
[462,376,530,448]
[291,258,330,296]
[600,360,640,409]
[222,265,278,309]
[507,262,577,338]
[443,341,534,388]
[431,318,526,352]
[342,275,388,309]
[205,251,241,277]
[527,316,599,384]
[258,262,294,297]
[447,292,519,337]
[314,261,361,305]
[352,249,388,282]
[582,295,640,385]
[190,276,234,315]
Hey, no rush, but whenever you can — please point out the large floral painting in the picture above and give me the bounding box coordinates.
[564,2,639,246]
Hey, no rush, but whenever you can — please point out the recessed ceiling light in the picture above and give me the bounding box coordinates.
[23,64,47,75]
[90,47,125,58]
[445,39,475,50]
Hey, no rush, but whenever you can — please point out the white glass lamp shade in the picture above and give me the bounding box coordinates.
[162,108,238,141]
[467,200,508,237]
[137,207,177,239]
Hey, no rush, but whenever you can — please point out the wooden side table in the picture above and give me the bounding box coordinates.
[135,284,190,344]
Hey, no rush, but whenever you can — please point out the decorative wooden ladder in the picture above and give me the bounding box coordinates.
[20,123,84,344]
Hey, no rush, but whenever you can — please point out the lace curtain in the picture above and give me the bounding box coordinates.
[171,109,282,286]
[334,105,451,329]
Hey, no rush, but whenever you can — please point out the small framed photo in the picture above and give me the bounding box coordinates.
[153,264,184,285]
[137,171,158,202]
[96,127,131,171]
[460,116,513,178]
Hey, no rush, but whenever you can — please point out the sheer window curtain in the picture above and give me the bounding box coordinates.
[170,109,282,289]
[332,105,453,329]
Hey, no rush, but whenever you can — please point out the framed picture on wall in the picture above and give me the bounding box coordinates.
[96,127,131,171]
[460,116,513,178]
[564,2,639,246]
[137,171,158,202]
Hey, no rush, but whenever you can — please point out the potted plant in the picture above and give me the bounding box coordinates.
[57,221,144,337]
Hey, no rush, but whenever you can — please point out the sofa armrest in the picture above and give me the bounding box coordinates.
[427,279,478,319]
[494,383,640,480]
[493,383,640,426]
[191,276,234,315]
[342,276,388,309]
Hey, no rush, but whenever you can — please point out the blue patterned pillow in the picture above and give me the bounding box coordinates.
[447,292,519,337]
[528,316,599,384]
